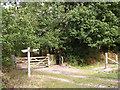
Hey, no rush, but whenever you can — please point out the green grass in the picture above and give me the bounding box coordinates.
[73,62,105,69]
[2,69,28,88]
[33,70,118,88]
[110,64,118,69]
[68,62,118,80]
[41,78,94,88]
[2,69,94,88]
[90,72,118,80]
[70,69,118,80]
[2,62,118,88]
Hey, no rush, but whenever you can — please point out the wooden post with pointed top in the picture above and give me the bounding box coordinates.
[11,55,16,68]
[61,56,63,65]
[116,54,118,64]
[47,54,51,67]
[27,47,30,77]
[21,47,39,77]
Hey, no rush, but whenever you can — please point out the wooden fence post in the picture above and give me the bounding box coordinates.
[47,54,51,67]
[118,53,120,64]
[116,54,118,64]
[11,55,16,68]
[105,53,108,69]
[61,56,64,65]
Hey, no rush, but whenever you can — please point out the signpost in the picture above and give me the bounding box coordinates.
[21,47,39,77]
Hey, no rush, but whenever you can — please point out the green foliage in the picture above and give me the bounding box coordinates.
[67,55,85,66]
[66,3,119,49]
[2,2,120,65]
[2,3,40,58]
[66,46,103,66]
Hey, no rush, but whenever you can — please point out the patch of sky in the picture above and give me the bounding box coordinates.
[0,0,22,9]
[65,21,68,25]
[41,2,44,6]
[50,10,52,13]
[49,6,52,10]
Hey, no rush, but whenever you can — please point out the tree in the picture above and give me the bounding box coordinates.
[2,2,120,65]
[2,2,39,62]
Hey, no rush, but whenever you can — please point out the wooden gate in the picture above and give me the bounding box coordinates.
[12,54,51,67]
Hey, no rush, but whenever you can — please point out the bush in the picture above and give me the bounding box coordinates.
[2,55,14,73]
[2,56,11,63]
[67,55,87,66]
[66,47,104,66]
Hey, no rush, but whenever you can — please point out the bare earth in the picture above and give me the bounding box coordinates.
[33,65,118,82]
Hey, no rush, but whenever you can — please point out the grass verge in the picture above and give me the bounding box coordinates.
[33,70,118,88]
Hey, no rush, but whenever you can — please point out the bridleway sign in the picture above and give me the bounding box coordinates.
[21,47,39,77]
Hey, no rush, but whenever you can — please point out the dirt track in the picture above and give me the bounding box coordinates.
[15,63,119,88]
[17,63,119,83]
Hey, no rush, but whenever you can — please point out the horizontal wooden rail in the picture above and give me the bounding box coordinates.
[108,58,118,64]
[16,59,48,63]
[105,53,118,69]
[16,56,46,60]
[15,56,48,63]
[16,61,25,63]
[14,54,51,67]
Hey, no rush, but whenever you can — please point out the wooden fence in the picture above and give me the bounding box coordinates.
[105,53,118,69]
[11,54,51,68]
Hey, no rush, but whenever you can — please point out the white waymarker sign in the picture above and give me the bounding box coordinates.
[21,47,39,77]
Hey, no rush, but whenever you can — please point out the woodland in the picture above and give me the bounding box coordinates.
[2,2,120,66]
[1,1,120,88]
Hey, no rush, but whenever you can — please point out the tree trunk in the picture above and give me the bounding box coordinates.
[39,49,42,56]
